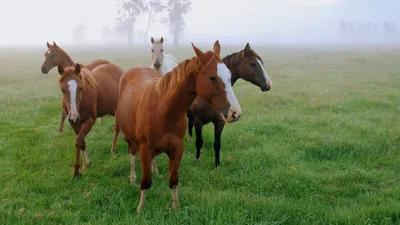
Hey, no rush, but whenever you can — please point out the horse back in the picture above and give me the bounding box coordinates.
[90,63,124,117]
[117,67,160,141]
[85,59,111,71]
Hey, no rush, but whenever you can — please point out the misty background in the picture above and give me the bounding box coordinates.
[0,0,399,47]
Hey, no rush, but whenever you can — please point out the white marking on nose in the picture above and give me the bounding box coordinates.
[217,63,241,119]
[257,59,272,88]
[68,80,78,119]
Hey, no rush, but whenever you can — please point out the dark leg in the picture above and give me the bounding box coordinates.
[137,144,153,214]
[58,110,67,134]
[168,143,184,209]
[213,119,225,167]
[187,111,194,143]
[72,117,95,176]
[194,119,204,162]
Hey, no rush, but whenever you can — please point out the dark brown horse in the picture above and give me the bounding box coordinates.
[58,63,124,176]
[41,41,111,133]
[116,41,241,213]
[187,43,272,167]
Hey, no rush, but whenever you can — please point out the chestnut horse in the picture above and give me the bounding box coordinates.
[116,41,241,213]
[187,43,273,167]
[41,41,111,133]
[150,37,178,75]
[58,63,123,176]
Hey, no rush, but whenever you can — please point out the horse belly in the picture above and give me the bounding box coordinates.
[154,133,183,155]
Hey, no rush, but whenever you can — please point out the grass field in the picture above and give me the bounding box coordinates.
[0,44,400,224]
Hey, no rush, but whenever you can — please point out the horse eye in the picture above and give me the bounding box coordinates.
[61,88,65,93]
[161,49,164,52]
[208,76,217,82]
[151,49,154,52]
[250,62,257,67]
[51,54,56,58]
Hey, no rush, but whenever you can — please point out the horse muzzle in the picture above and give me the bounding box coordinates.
[261,83,271,92]
[68,115,81,124]
[153,62,161,70]
[221,107,242,123]
[41,66,49,74]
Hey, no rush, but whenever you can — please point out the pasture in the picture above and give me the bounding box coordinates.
[0,44,400,224]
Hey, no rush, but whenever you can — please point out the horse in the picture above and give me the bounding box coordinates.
[116,40,241,213]
[150,37,178,75]
[57,63,124,176]
[41,41,111,133]
[187,43,272,167]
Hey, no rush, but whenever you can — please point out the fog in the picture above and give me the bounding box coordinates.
[0,0,399,47]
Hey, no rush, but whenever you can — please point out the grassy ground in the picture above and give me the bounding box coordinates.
[0,44,400,224]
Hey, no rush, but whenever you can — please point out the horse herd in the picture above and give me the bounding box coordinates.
[40,38,272,213]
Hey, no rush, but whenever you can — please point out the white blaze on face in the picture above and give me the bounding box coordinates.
[257,59,272,89]
[67,80,79,120]
[217,63,241,121]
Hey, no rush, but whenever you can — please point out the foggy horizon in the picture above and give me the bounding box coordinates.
[1,0,399,47]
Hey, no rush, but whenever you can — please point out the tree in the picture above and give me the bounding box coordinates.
[116,0,147,45]
[144,0,166,44]
[165,0,191,46]
[73,22,87,43]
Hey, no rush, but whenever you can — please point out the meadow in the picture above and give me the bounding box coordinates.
[0,44,400,224]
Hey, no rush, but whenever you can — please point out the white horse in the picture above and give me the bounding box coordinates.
[150,37,178,75]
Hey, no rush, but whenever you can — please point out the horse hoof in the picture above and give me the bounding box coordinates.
[196,158,200,163]
[73,173,82,178]
[137,206,143,215]
[172,202,180,210]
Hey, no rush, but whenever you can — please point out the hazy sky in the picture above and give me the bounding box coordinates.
[0,0,399,45]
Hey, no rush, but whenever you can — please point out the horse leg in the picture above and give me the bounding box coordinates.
[74,117,95,175]
[151,159,159,174]
[195,119,204,162]
[128,141,139,184]
[137,144,153,214]
[109,119,120,154]
[58,110,67,134]
[213,119,225,167]
[187,111,194,143]
[168,144,184,210]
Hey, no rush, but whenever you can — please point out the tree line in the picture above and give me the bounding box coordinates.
[73,0,192,46]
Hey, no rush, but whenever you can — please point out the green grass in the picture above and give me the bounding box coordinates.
[1,45,400,224]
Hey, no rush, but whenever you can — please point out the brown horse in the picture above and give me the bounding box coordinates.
[57,63,123,176]
[187,43,272,167]
[116,41,241,213]
[41,41,111,133]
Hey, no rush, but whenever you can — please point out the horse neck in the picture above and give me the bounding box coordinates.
[160,59,198,120]
[59,50,75,68]
[223,52,240,85]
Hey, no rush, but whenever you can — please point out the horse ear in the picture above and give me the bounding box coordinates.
[47,42,51,48]
[192,43,208,63]
[151,37,154,44]
[53,41,58,47]
[57,65,64,75]
[75,63,81,74]
[245,43,251,50]
[160,37,164,43]
[213,40,221,56]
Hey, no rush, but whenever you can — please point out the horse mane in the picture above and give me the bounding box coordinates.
[152,39,163,44]
[155,51,216,96]
[155,59,191,96]
[223,48,264,65]
[58,67,97,91]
